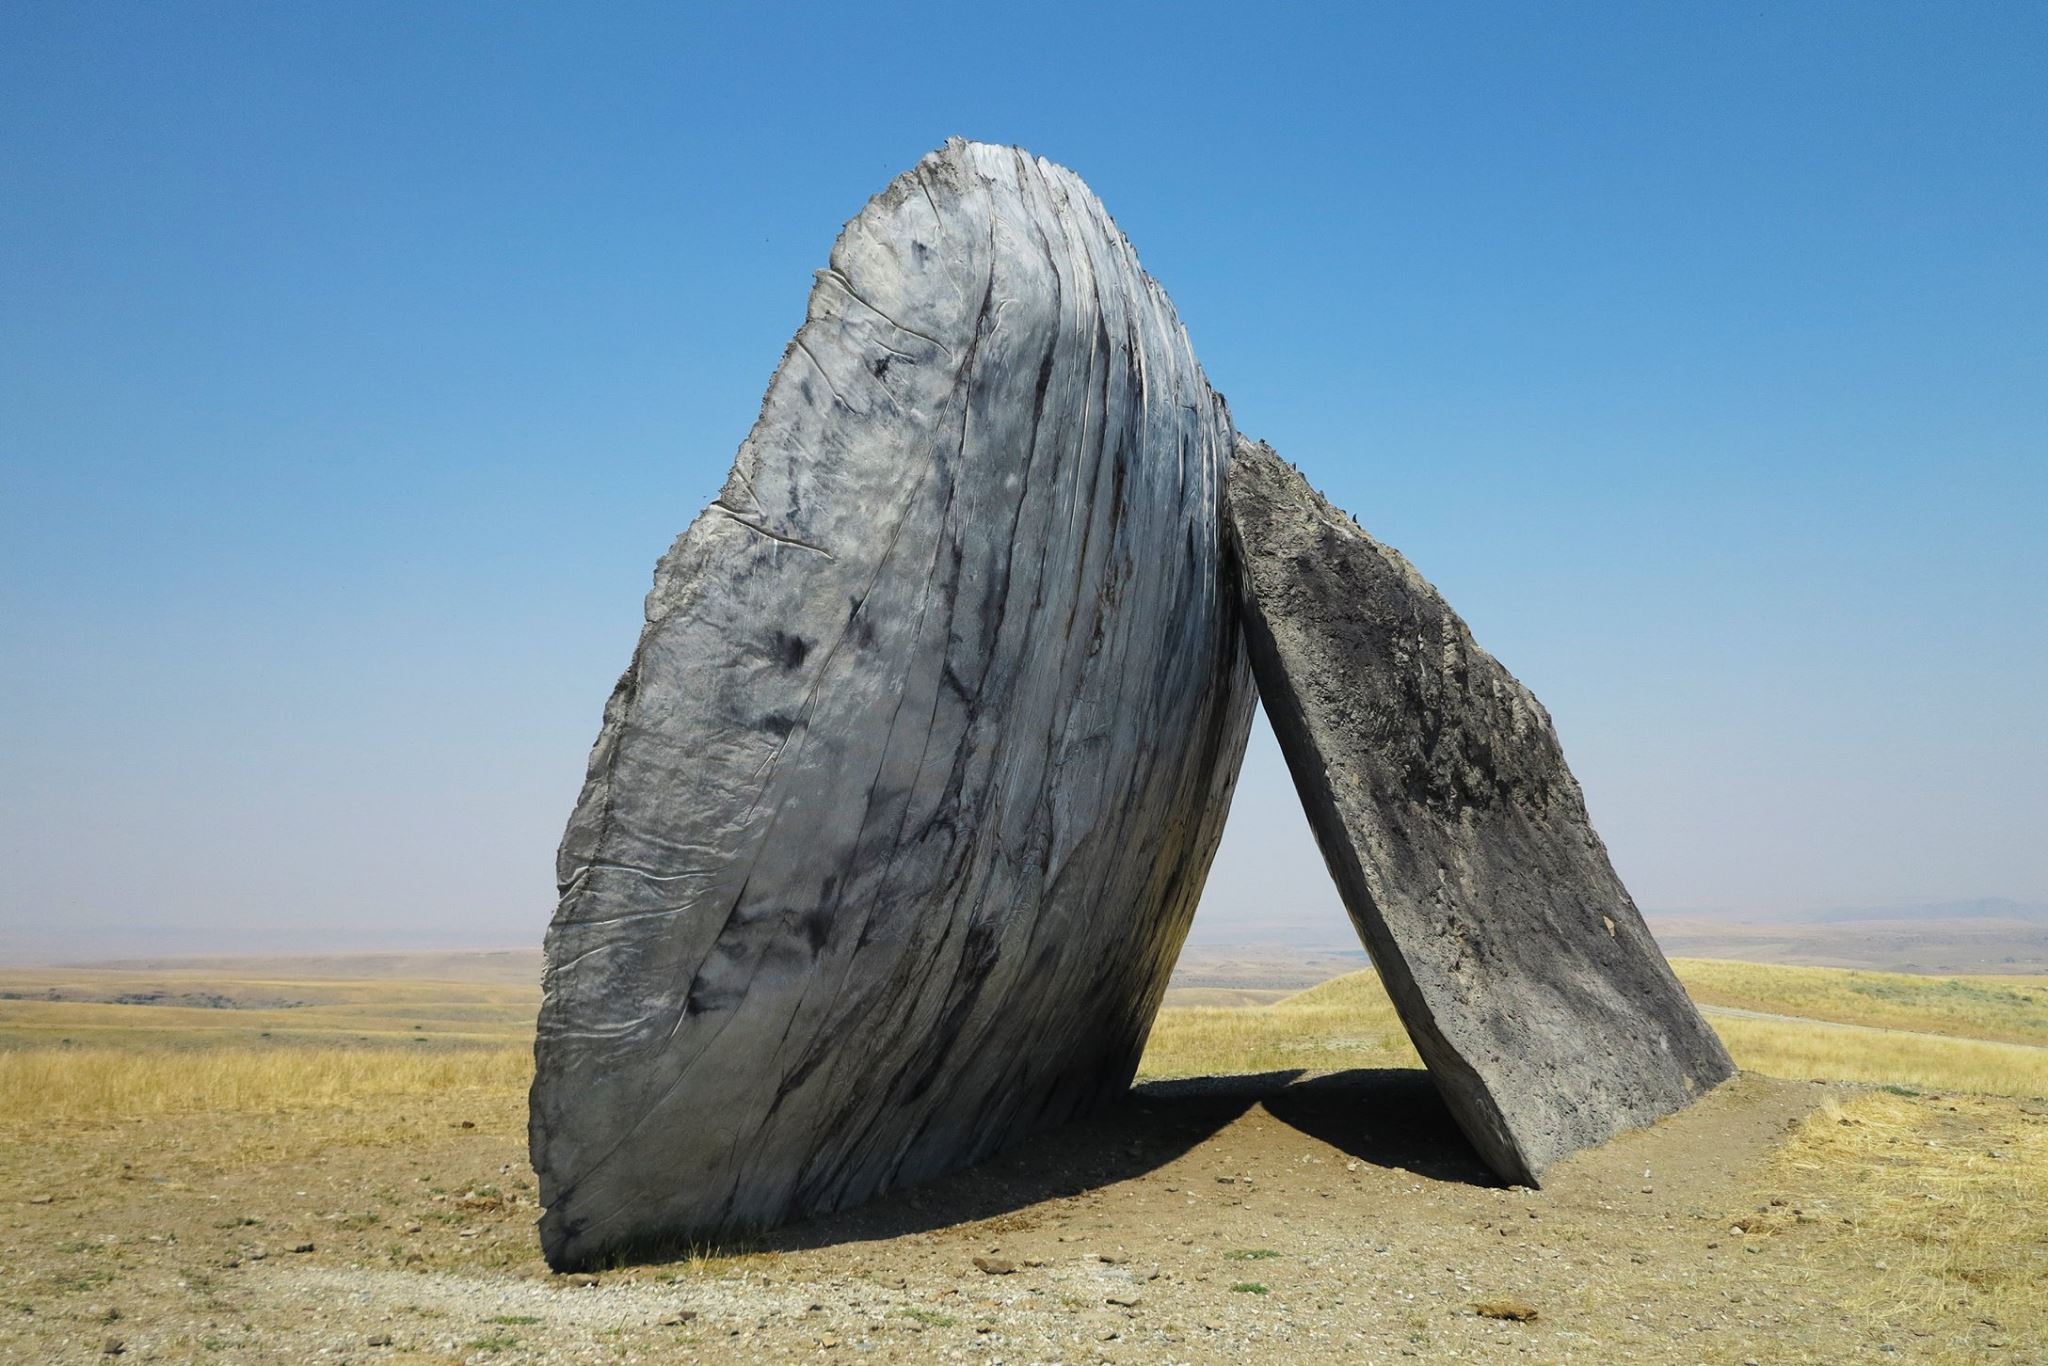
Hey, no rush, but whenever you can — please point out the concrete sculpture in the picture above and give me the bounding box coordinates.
[1225,437,1736,1185]
[531,140,1255,1269]
[535,141,1737,1265]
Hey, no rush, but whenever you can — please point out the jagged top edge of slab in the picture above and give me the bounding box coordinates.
[1229,434,1557,733]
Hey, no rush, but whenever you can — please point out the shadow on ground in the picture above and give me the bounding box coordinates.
[1259,1068,1502,1185]
[631,1067,1495,1264]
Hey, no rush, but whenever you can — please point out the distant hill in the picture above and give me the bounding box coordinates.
[62,948,543,984]
[1788,898,2048,925]
[1644,901,2048,974]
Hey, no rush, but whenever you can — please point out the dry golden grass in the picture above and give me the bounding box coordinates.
[0,966,535,1052]
[0,1044,531,1127]
[1757,1089,2048,1361]
[1139,968,1416,1079]
[1158,986,1296,1008]
[1141,963,2048,1098]
[1672,958,2048,1046]
[0,950,2040,1363]
[1709,1013,2048,1098]
[1135,1000,1419,1079]
[3,954,2041,1139]
[0,967,538,1142]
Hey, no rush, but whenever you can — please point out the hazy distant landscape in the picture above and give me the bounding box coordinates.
[1170,898,2048,991]
[1644,899,2048,975]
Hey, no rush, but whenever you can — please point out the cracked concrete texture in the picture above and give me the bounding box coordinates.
[532,139,1254,1268]
[1225,437,1735,1185]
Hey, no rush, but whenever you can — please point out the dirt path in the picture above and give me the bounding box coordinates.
[0,1069,2022,1363]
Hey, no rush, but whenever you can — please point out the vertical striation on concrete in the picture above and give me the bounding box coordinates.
[531,140,1255,1268]
[1225,437,1735,1185]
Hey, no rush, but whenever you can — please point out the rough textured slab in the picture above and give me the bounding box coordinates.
[531,140,1254,1268]
[1225,437,1734,1185]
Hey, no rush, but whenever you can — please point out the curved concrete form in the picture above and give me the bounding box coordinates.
[532,141,1254,1269]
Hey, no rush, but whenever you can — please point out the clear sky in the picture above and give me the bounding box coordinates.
[2,2,2043,960]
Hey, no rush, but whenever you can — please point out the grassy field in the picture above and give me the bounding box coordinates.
[0,962,536,1143]
[1138,967,1421,1079]
[1136,960,2048,1098]
[3,954,2042,1132]
[1673,958,2048,1046]
[1753,1088,2048,1353]
[1703,1013,2048,1097]
[0,1044,531,1127]
[0,963,535,1052]
[0,951,2042,1360]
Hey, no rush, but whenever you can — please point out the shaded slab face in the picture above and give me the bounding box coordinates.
[531,140,1255,1269]
[1225,438,1734,1185]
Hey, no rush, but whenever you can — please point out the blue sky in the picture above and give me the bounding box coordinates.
[2,2,2042,958]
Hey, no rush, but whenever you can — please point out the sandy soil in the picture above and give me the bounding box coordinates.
[9,1065,2029,1364]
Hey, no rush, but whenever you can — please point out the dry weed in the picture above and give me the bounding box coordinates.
[1708,1015,2048,1098]
[0,1045,530,1126]
[1674,959,2048,1046]
[1761,1090,2048,1360]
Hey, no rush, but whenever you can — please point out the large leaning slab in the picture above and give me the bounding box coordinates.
[531,140,1255,1269]
[1225,438,1734,1185]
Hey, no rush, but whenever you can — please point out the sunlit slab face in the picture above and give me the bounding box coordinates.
[530,140,1253,1270]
